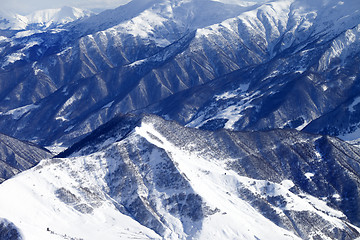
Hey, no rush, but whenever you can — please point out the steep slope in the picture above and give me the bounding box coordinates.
[142,0,360,136]
[1,115,360,239]
[0,0,267,145]
[0,0,359,147]
[0,133,52,183]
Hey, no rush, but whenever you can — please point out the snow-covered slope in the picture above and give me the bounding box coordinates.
[1,1,360,239]
[0,10,27,30]
[1,115,360,239]
[25,6,93,30]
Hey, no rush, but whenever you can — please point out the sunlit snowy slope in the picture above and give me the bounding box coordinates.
[1,115,360,239]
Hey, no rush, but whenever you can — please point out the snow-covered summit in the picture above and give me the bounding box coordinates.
[25,6,93,29]
[1,114,360,239]
[0,6,93,30]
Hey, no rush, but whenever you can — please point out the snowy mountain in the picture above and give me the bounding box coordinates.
[0,6,93,30]
[0,10,27,30]
[0,0,359,147]
[1,114,360,239]
[0,1,360,238]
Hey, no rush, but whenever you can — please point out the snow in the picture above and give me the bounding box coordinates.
[0,104,39,120]
[318,23,360,71]
[128,59,147,67]
[333,193,341,201]
[101,101,114,109]
[190,90,259,130]
[0,156,161,240]
[281,179,295,189]
[135,122,301,239]
[296,119,309,131]
[348,96,360,113]
[2,52,26,68]
[55,112,72,122]
[0,118,357,239]
[0,36,8,42]
[305,172,315,180]
[120,9,168,40]
[215,83,250,101]
[314,148,323,161]
[1,0,360,237]
[0,12,28,30]
[2,39,42,67]
[0,6,93,30]
[45,144,67,155]
[56,93,82,119]
[340,127,360,142]
[211,0,264,6]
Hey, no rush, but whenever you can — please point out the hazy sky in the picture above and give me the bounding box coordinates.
[1,0,131,15]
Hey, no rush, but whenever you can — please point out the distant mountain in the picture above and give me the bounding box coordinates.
[1,114,360,239]
[0,6,93,30]
[0,132,52,183]
[0,0,359,148]
[0,10,27,30]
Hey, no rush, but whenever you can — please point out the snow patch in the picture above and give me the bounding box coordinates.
[0,104,39,120]
[340,127,360,141]
[215,83,250,100]
[281,179,295,190]
[2,52,25,67]
[296,119,309,131]
[196,90,259,130]
[305,172,315,180]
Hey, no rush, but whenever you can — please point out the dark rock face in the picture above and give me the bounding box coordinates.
[0,133,53,183]
[102,136,204,236]
[0,219,22,240]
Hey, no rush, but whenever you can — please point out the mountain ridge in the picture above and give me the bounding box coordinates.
[1,0,359,147]
[1,114,360,239]
[0,6,93,30]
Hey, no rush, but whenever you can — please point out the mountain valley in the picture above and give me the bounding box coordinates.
[1,0,360,239]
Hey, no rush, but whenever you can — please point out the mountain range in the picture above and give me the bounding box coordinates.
[0,6,93,30]
[1,0,360,239]
[2,114,360,239]
[0,0,359,147]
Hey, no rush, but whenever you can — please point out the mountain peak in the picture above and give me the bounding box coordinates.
[0,6,93,30]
